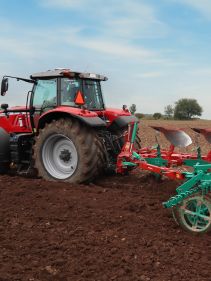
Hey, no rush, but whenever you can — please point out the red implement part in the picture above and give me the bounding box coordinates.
[140,125,211,166]
[138,126,192,167]
[138,161,185,180]
[116,122,185,181]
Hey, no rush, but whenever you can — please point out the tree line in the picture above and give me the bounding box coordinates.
[129,98,203,120]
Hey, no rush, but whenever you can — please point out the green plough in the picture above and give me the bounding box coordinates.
[163,164,211,234]
[117,122,211,234]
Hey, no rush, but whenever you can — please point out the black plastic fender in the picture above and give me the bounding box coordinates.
[38,112,107,130]
[77,116,106,127]
[108,115,138,132]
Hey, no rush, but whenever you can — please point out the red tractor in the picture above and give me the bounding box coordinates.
[0,69,138,183]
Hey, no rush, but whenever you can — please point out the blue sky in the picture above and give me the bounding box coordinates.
[1,0,211,118]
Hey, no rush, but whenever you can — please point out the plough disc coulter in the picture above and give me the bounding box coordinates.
[117,122,211,234]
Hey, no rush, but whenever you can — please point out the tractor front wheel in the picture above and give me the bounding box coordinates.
[33,118,103,183]
[173,194,211,234]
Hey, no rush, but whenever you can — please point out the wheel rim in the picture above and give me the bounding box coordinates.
[178,196,211,233]
[42,134,78,180]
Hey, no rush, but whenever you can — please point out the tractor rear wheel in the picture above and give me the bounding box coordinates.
[33,118,104,183]
[0,164,9,174]
[172,194,211,234]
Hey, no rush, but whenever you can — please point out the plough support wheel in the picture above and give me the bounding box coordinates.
[173,194,211,234]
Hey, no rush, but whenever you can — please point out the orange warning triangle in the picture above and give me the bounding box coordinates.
[74,90,85,105]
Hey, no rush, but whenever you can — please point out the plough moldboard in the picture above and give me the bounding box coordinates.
[117,122,211,234]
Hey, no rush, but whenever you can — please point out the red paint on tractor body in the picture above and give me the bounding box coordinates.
[0,105,132,133]
[96,108,131,125]
[0,106,32,133]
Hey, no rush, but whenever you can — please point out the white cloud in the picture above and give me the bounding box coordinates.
[189,67,211,76]
[0,38,43,59]
[0,23,82,60]
[137,72,164,79]
[177,0,211,19]
[105,17,167,40]
[40,0,91,9]
[0,18,14,31]
[39,0,168,39]
[0,23,158,62]
[66,36,156,60]
[37,0,169,63]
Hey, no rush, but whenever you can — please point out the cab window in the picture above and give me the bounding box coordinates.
[33,79,57,109]
[83,80,104,109]
[61,78,81,106]
[61,78,104,110]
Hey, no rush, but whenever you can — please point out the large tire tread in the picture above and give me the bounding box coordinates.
[33,118,105,184]
[0,164,9,175]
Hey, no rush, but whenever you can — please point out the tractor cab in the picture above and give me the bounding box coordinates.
[30,69,107,112]
[1,69,107,116]
[0,69,134,134]
[0,69,109,133]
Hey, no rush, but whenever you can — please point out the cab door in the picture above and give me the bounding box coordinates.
[31,79,57,129]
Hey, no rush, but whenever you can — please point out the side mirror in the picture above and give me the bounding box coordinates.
[1,77,8,96]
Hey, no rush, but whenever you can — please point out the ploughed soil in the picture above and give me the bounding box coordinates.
[0,120,211,281]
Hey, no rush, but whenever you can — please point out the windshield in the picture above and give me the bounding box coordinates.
[61,78,104,110]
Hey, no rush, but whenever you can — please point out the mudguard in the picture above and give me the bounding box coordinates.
[37,109,107,130]
[75,115,106,127]
[0,127,10,162]
[108,115,138,132]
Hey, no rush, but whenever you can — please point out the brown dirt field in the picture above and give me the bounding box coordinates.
[0,120,211,281]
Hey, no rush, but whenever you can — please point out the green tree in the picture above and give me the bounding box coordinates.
[174,98,202,120]
[129,104,136,115]
[164,105,174,119]
[153,112,162,120]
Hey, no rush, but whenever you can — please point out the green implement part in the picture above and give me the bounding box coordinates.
[163,164,211,209]
[173,194,211,234]
[122,161,137,167]
[145,157,168,167]
[183,159,210,167]
[163,163,211,234]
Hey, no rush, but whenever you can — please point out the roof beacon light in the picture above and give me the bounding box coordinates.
[74,90,85,105]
